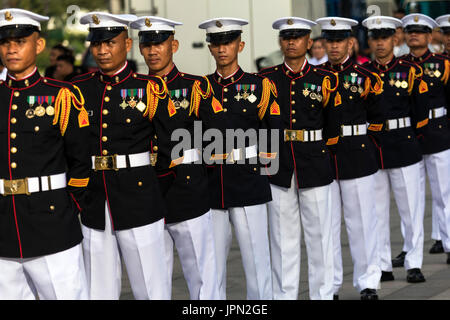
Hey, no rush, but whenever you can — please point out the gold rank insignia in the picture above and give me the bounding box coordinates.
[92,15,100,25]
[4,11,13,21]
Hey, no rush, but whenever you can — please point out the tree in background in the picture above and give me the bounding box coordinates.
[1,0,111,71]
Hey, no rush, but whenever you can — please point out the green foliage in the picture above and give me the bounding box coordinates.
[2,0,109,70]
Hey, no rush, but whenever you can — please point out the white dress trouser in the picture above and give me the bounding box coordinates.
[331,174,382,293]
[212,204,272,300]
[374,162,424,271]
[421,149,450,252]
[164,210,220,300]
[81,202,170,300]
[0,244,88,300]
[267,175,334,300]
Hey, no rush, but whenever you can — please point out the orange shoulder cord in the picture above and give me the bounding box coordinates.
[360,72,383,99]
[257,78,273,120]
[189,77,213,117]
[321,73,338,107]
[143,76,170,120]
[53,85,88,136]
[441,59,450,85]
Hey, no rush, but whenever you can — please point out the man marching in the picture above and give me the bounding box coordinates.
[199,17,279,300]
[0,8,90,300]
[73,12,172,300]
[317,17,384,300]
[362,15,430,283]
[399,14,450,266]
[259,17,338,300]
[131,16,224,300]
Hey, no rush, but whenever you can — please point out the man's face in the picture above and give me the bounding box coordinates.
[90,32,132,74]
[0,32,45,75]
[444,33,450,53]
[208,37,244,68]
[394,27,405,45]
[279,34,312,60]
[325,38,352,63]
[49,48,64,66]
[405,31,431,49]
[139,36,178,74]
[368,36,395,60]
[55,60,73,78]
[311,39,326,59]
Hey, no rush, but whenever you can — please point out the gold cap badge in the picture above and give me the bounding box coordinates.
[92,14,100,25]
[4,11,13,21]
[376,18,381,24]
[287,19,294,25]
[331,19,336,26]
[216,20,223,28]
[145,18,152,27]
[414,15,419,23]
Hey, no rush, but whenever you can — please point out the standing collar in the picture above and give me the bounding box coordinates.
[326,55,352,72]
[408,49,432,63]
[98,61,133,84]
[5,67,41,89]
[282,59,309,78]
[161,64,179,83]
[213,67,245,86]
[374,56,397,71]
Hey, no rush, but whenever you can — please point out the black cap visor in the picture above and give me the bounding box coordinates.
[139,31,174,44]
[87,27,127,42]
[0,25,40,41]
[441,26,450,35]
[279,29,311,40]
[322,30,352,40]
[207,31,242,45]
[368,28,396,39]
[404,24,432,34]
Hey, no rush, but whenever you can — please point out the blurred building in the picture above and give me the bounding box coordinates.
[114,0,449,74]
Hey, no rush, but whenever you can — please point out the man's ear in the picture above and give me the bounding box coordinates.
[238,41,245,53]
[172,39,179,54]
[36,36,46,55]
[307,37,313,50]
[426,33,432,44]
[126,37,133,53]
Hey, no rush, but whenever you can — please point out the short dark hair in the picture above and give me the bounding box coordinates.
[57,54,75,65]
[52,44,72,56]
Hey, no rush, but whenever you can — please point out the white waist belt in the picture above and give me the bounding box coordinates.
[386,117,411,130]
[91,151,151,170]
[429,107,447,119]
[303,129,323,142]
[0,173,67,195]
[181,148,201,164]
[230,145,258,162]
[340,124,367,137]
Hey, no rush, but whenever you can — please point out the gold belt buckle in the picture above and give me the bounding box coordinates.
[150,153,158,167]
[285,129,304,142]
[3,178,30,196]
[94,155,118,171]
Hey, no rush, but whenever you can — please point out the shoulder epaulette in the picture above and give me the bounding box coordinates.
[258,65,280,75]
[71,72,96,84]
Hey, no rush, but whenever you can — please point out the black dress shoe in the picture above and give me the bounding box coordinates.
[447,253,450,264]
[406,268,426,283]
[333,294,339,300]
[360,289,378,300]
[380,271,395,282]
[429,240,444,254]
[392,251,407,268]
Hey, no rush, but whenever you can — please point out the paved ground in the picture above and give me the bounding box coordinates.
[120,182,450,300]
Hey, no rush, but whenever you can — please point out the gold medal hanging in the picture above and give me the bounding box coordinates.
[136,88,146,112]
[35,96,46,117]
[46,96,55,116]
[180,88,190,109]
[26,95,36,119]
[247,84,257,104]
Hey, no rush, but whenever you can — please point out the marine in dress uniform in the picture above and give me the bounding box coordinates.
[316,17,384,300]
[131,16,223,300]
[259,17,338,300]
[199,17,279,300]
[72,12,171,300]
[0,9,90,300]
[428,14,450,255]
[399,14,450,266]
[362,16,430,283]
